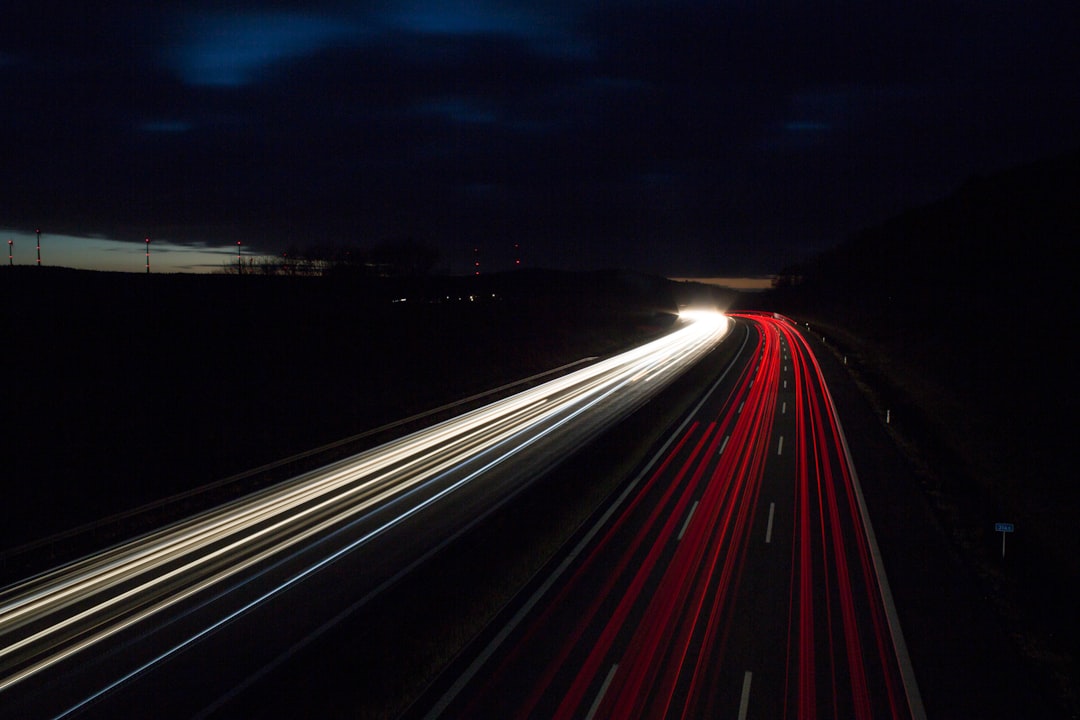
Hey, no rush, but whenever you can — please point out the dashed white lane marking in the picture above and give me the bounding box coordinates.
[585,664,619,720]
[738,671,753,720]
[765,502,776,544]
[678,501,699,541]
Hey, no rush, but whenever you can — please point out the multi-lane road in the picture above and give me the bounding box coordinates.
[413,312,924,719]
[0,310,730,719]
[1,310,925,719]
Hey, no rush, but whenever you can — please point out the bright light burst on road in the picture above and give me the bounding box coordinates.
[678,307,729,330]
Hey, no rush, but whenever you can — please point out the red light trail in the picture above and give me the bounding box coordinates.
[431,312,922,720]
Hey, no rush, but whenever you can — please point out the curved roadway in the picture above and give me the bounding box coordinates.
[0,312,730,719]
[414,312,924,719]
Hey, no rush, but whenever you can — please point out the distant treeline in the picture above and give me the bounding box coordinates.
[221,237,440,277]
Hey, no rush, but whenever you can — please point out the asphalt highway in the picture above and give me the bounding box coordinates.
[416,312,924,719]
[0,311,730,719]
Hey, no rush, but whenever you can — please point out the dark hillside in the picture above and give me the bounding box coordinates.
[757,148,1079,714]
[765,148,1078,566]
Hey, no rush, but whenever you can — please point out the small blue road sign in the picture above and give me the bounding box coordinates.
[995,522,1015,559]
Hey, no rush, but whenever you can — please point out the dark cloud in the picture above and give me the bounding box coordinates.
[2,2,1078,275]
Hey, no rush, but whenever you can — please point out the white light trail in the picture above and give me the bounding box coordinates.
[0,312,730,699]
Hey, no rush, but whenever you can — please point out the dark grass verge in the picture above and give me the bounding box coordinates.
[205,330,745,719]
[799,317,1078,719]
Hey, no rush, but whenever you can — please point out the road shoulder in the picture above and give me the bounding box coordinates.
[808,328,1063,719]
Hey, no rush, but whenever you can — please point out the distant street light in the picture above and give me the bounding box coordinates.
[36,229,41,266]
[145,237,151,274]
[7,239,11,266]
[237,240,242,274]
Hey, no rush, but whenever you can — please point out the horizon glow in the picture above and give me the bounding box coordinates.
[1,230,236,274]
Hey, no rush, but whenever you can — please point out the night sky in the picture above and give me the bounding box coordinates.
[2,2,1078,276]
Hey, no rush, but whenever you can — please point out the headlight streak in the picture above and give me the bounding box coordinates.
[4,394,578,686]
[4,333,692,630]
[4,399,563,663]
[49,354,693,720]
[0,313,730,708]
[3,331,700,636]
[0,395,554,642]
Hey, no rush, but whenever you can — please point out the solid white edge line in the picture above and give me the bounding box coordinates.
[812,339,928,720]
